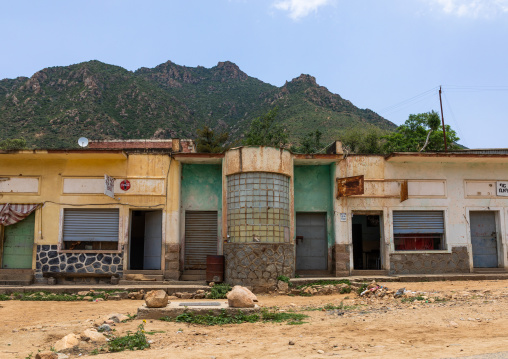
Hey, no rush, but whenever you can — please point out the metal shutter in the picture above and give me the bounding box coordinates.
[393,211,444,234]
[184,211,218,270]
[63,209,119,242]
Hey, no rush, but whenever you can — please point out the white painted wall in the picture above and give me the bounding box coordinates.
[334,156,508,271]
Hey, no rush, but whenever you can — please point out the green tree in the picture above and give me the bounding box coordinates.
[0,138,27,150]
[341,127,385,154]
[195,126,229,153]
[383,111,460,153]
[243,107,288,147]
[292,130,323,154]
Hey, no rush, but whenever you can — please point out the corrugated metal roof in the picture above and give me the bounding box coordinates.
[448,149,508,155]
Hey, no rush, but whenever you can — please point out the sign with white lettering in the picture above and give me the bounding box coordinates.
[340,213,347,222]
[104,174,115,198]
[497,181,508,197]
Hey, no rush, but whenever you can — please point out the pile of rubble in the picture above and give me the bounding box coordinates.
[283,282,351,296]
[357,280,446,302]
[173,289,208,299]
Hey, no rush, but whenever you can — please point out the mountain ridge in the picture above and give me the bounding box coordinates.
[0,60,396,148]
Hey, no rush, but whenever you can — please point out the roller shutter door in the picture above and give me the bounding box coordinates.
[393,211,444,234]
[63,209,119,242]
[184,211,217,270]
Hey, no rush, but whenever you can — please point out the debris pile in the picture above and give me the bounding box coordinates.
[174,289,208,299]
[359,281,395,298]
[287,282,351,296]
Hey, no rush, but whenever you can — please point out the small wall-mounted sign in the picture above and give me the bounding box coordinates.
[104,174,115,198]
[120,179,131,191]
[497,181,508,197]
[340,213,347,222]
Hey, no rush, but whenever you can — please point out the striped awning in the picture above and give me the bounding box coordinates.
[0,203,40,226]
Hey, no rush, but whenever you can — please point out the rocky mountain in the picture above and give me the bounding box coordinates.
[0,60,395,148]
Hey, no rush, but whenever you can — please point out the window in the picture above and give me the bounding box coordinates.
[227,172,290,243]
[62,209,119,251]
[393,211,444,250]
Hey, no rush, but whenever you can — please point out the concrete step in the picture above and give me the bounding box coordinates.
[122,270,164,282]
[295,270,331,278]
[123,270,163,275]
[473,268,507,273]
[0,269,34,283]
[181,270,206,281]
[118,280,163,285]
[0,280,33,286]
[351,270,389,276]
[165,280,208,286]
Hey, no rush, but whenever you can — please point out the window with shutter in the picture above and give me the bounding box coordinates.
[393,211,445,251]
[62,209,119,251]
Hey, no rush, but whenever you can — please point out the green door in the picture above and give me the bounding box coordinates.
[2,212,35,269]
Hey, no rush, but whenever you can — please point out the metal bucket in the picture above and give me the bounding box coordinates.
[206,255,224,282]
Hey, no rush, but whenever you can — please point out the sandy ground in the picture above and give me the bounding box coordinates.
[2,280,508,359]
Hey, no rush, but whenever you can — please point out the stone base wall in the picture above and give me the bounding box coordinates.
[164,243,180,280]
[223,243,294,292]
[389,246,470,275]
[35,245,123,283]
[333,244,350,276]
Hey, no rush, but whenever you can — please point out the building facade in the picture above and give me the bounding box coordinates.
[1,141,507,290]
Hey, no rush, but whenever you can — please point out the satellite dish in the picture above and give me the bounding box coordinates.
[78,137,89,148]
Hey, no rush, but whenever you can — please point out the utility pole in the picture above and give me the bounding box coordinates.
[439,86,448,152]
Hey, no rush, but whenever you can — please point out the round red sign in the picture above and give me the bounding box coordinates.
[120,180,131,191]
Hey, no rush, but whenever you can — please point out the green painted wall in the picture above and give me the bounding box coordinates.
[181,164,222,212]
[294,165,335,246]
[181,164,222,238]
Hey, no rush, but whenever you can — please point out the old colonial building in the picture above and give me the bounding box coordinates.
[1,140,507,290]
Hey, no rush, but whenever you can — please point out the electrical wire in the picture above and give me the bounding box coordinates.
[378,86,439,115]
[442,91,468,148]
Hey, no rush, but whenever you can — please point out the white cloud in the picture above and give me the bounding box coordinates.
[273,0,332,20]
[427,0,508,17]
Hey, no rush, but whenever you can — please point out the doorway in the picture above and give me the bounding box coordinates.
[352,214,381,270]
[296,212,327,271]
[1,212,35,269]
[470,211,498,268]
[129,210,162,270]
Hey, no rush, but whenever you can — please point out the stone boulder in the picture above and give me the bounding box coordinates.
[54,333,80,351]
[145,290,169,308]
[82,329,107,342]
[227,286,257,308]
[35,352,58,359]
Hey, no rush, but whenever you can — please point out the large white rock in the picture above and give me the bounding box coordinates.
[235,285,258,302]
[227,286,256,308]
[145,290,169,308]
[54,333,80,351]
[82,329,107,342]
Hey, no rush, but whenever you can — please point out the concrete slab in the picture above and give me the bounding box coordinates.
[137,301,260,320]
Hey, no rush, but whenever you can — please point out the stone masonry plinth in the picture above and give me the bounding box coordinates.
[389,246,470,275]
[333,244,350,276]
[164,243,180,280]
[223,243,294,292]
[35,245,123,283]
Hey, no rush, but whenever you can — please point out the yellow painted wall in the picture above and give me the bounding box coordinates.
[0,152,181,269]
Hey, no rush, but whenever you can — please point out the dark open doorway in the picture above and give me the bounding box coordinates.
[129,210,162,270]
[352,214,381,270]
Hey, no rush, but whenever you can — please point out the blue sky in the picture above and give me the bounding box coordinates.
[1,0,507,148]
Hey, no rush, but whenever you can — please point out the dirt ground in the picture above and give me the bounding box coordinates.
[2,280,508,359]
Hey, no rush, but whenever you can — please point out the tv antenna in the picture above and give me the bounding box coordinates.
[78,137,89,148]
